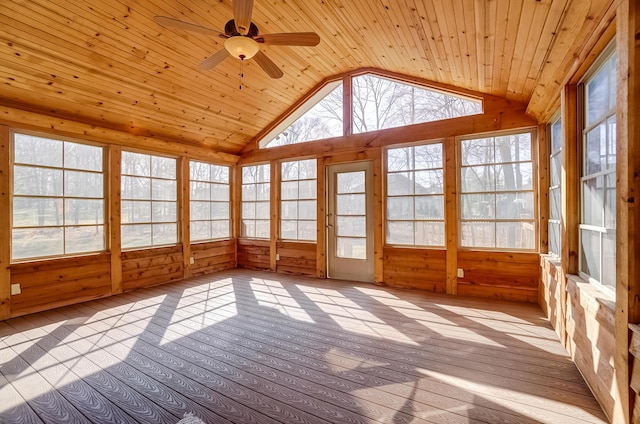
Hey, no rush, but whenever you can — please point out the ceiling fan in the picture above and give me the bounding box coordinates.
[154,0,321,79]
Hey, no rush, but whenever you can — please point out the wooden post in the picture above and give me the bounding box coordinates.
[0,126,11,320]
[537,124,549,254]
[373,156,384,284]
[343,75,353,136]
[270,160,279,271]
[614,1,640,422]
[444,137,458,295]
[179,157,191,279]
[108,145,123,295]
[316,157,327,278]
[231,164,239,266]
[558,85,579,349]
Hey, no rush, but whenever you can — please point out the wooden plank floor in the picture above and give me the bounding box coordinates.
[0,269,608,423]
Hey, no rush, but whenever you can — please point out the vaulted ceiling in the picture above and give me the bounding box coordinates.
[0,0,614,155]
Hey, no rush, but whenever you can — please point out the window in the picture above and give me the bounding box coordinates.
[12,133,105,260]
[386,143,444,246]
[353,74,481,134]
[190,161,230,242]
[281,159,317,241]
[241,164,270,238]
[460,131,536,250]
[121,152,177,249]
[579,50,616,289]
[262,82,343,148]
[548,115,562,259]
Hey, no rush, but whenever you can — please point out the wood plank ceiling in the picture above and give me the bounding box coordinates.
[0,0,614,155]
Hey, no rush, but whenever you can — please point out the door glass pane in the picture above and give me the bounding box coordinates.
[337,237,366,259]
[337,171,364,193]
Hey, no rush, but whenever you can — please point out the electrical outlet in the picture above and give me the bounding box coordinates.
[276,253,280,261]
[189,256,195,265]
[457,268,464,278]
[11,283,21,295]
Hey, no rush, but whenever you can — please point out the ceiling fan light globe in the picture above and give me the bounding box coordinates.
[224,36,260,60]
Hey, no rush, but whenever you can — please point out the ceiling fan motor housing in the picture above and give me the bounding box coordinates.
[224,19,259,37]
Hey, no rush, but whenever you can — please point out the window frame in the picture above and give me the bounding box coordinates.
[10,131,107,262]
[548,114,563,260]
[189,160,231,243]
[240,162,271,239]
[120,150,178,250]
[384,140,445,247]
[280,158,318,242]
[457,128,538,251]
[577,45,617,291]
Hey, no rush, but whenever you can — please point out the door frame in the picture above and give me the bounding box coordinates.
[326,160,375,282]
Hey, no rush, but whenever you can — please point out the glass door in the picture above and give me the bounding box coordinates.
[327,161,374,282]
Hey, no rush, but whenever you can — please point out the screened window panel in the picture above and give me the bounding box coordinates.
[579,50,616,287]
[459,132,536,250]
[280,159,317,241]
[386,142,444,247]
[11,133,106,260]
[189,161,231,242]
[122,153,177,249]
[242,164,271,239]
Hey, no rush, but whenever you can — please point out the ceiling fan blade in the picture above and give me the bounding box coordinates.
[199,49,231,70]
[256,32,321,46]
[253,51,283,79]
[154,16,224,38]
[233,0,254,35]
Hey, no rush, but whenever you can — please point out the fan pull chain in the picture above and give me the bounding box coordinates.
[239,55,246,90]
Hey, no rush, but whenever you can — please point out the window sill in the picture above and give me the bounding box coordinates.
[566,273,615,314]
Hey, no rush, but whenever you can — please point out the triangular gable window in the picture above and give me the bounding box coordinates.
[352,74,481,133]
[259,72,483,149]
[262,82,343,148]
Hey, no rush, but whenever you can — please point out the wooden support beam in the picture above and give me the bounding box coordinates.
[373,156,383,284]
[316,157,327,278]
[0,105,239,164]
[444,137,458,295]
[108,145,123,295]
[343,75,353,137]
[240,109,537,164]
[179,157,191,280]
[615,1,640,422]
[0,126,11,320]
[270,161,279,271]
[537,124,549,254]
[559,84,579,349]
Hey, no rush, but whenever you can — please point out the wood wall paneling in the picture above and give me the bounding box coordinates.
[565,277,616,419]
[10,253,112,317]
[121,245,184,292]
[382,247,446,292]
[237,239,271,271]
[276,241,316,277]
[0,125,10,320]
[190,240,236,276]
[457,251,540,303]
